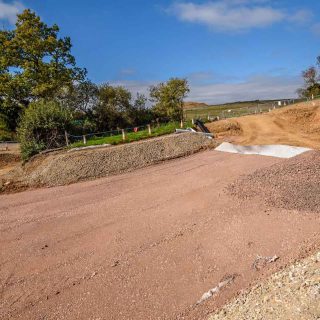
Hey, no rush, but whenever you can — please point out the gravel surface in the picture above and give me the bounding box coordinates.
[1,133,213,191]
[2,151,319,320]
[228,151,320,213]
[209,251,320,320]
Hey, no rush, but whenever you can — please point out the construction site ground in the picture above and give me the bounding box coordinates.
[1,100,320,320]
[207,100,320,149]
[1,150,319,320]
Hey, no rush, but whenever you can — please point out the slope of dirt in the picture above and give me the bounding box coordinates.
[207,100,320,149]
[209,251,320,320]
[0,133,214,192]
[0,153,20,169]
[1,151,319,320]
[229,151,320,213]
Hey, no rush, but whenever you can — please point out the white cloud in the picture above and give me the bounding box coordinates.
[110,74,302,105]
[168,1,313,32]
[0,1,24,24]
[168,1,285,32]
[186,74,302,103]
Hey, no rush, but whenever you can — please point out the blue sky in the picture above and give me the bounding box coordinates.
[1,0,319,103]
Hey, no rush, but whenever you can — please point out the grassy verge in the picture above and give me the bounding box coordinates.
[70,122,192,148]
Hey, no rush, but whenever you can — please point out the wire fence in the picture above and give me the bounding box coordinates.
[66,123,156,145]
[185,96,320,122]
[1,95,320,152]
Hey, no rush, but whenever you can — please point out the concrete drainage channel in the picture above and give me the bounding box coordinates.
[215,142,312,158]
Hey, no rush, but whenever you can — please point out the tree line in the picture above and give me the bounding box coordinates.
[0,10,189,159]
[298,56,320,98]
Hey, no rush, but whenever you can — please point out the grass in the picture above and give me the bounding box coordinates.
[70,121,192,148]
[183,99,300,120]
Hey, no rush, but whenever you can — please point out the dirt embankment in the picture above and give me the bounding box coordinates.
[0,153,20,169]
[0,133,214,191]
[207,100,320,148]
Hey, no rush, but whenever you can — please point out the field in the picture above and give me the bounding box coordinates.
[184,99,302,120]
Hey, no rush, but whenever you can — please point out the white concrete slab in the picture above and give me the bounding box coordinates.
[215,142,312,158]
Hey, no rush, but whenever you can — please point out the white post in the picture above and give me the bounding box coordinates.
[147,124,151,135]
[83,135,87,144]
[180,119,183,128]
[64,130,69,146]
[122,129,126,141]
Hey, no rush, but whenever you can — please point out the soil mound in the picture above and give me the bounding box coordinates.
[22,132,214,188]
[206,101,320,148]
[207,120,242,137]
[228,151,320,213]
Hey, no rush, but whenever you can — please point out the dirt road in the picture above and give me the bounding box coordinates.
[207,101,320,149]
[1,150,319,320]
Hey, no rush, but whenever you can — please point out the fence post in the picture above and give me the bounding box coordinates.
[180,119,183,128]
[83,135,87,145]
[64,130,69,147]
[147,124,151,135]
[122,129,126,141]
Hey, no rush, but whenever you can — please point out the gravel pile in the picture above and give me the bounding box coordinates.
[228,151,320,213]
[209,251,320,320]
[24,133,213,187]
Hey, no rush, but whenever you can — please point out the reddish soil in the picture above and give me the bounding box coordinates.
[1,150,319,320]
[207,101,320,149]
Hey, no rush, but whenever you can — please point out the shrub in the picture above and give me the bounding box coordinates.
[18,100,72,160]
[0,117,14,141]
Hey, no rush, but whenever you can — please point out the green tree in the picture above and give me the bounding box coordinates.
[149,78,189,121]
[59,80,99,114]
[0,9,86,130]
[93,84,133,130]
[18,100,72,160]
[298,56,320,98]
[129,93,153,125]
